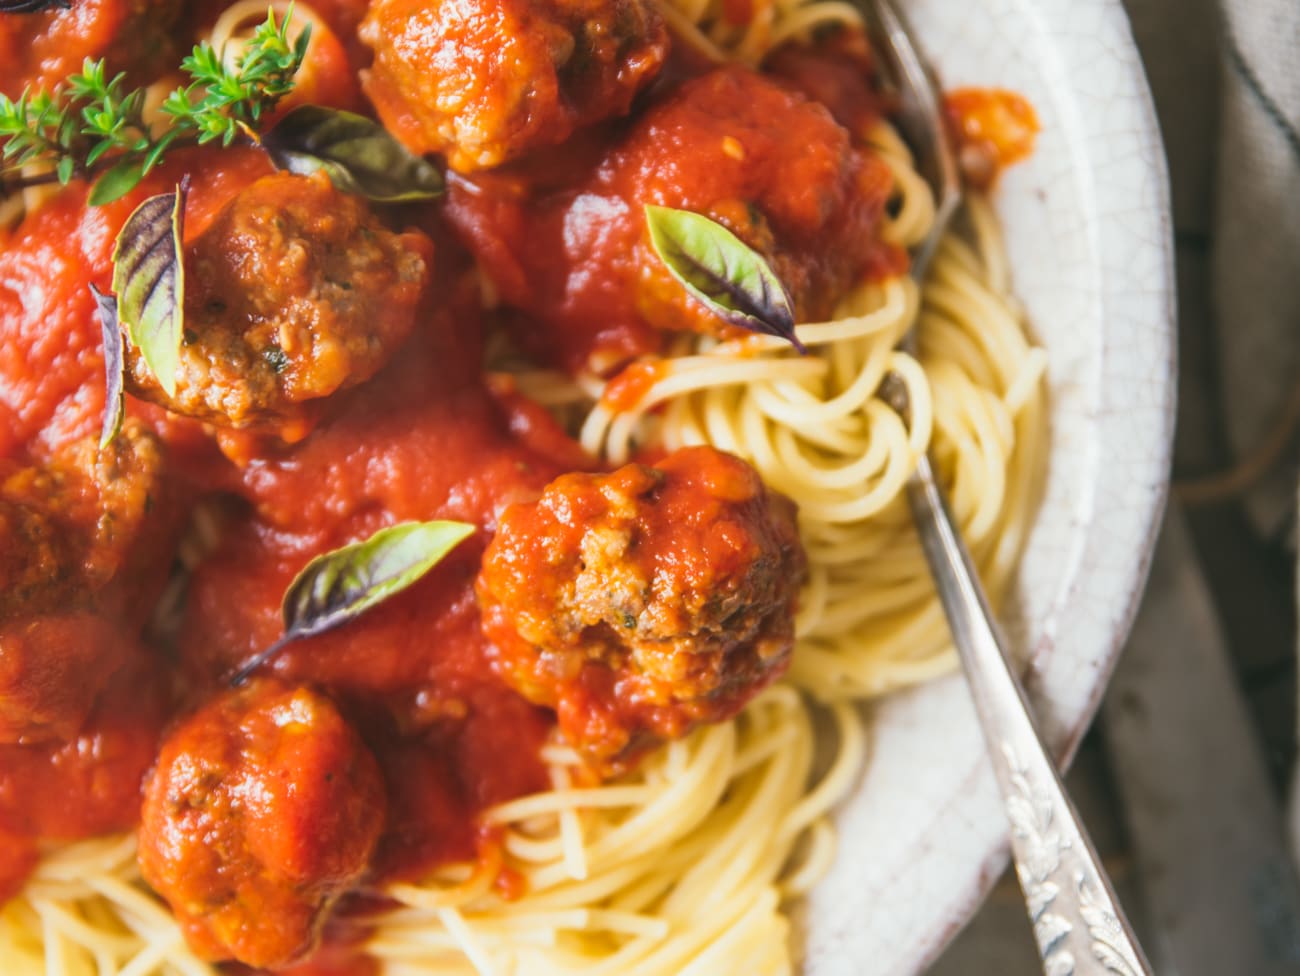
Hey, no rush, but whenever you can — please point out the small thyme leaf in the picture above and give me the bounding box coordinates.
[88,157,144,205]
[229,520,477,685]
[113,181,186,397]
[644,204,803,352]
[91,283,125,449]
[0,8,308,203]
[262,105,444,202]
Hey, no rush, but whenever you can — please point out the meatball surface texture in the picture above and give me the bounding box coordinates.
[0,0,181,98]
[361,0,669,171]
[477,446,805,764]
[0,421,170,743]
[138,680,386,969]
[447,65,897,372]
[123,172,431,434]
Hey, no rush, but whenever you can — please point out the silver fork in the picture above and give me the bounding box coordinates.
[864,3,1155,974]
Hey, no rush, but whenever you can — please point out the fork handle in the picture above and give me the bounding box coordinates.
[906,453,1154,976]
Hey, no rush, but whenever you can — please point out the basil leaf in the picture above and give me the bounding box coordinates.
[91,284,125,449]
[88,158,145,206]
[644,204,804,352]
[112,182,186,397]
[262,105,444,203]
[229,520,476,685]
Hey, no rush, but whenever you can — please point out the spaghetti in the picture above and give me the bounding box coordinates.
[0,0,1046,972]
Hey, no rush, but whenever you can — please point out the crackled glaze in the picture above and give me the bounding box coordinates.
[798,1,1174,973]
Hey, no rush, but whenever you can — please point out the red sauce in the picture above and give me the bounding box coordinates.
[274,15,363,116]
[0,0,181,98]
[765,29,891,139]
[0,148,272,462]
[176,317,578,885]
[600,358,668,411]
[0,656,167,839]
[944,88,1040,190]
[447,64,897,374]
[720,0,753,27]
[0,5,1008,969]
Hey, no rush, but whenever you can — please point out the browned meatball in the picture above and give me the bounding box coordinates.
[124,172,432,434]
[139,680,386,969]
[0,0,182,98]
[0,420,169,743]
[0,419,168,619]
[447,65,901,373]
[477,446,805,765]
[360,0,669,172]
[0,615,134,745]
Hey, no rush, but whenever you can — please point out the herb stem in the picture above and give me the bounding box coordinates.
[0,6,309,206]
[229,635,295,687]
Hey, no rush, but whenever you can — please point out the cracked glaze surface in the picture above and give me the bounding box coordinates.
[798,1,1174,973]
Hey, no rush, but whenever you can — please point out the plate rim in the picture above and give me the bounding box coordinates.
[907,0,1176,969]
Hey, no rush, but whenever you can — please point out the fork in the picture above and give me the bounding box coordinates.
[863,3,1155,973]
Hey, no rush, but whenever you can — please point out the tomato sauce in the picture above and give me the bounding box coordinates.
[0,0,181,98]
[600,358,669,411]
[0,148,271,462]
[944,88,1040,190]
[0,655,167,838]
[0,1,1033,968]
[177,312,581,882]
[447,64,898,374]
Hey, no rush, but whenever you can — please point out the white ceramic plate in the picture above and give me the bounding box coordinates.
[799,1,1174,972]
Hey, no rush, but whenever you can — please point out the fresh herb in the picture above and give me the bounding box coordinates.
[644,204,804,352]
[229,520,477,685]
[262,105,444,202]
[0,6,309,205]
[112,181,187,398]
[91,284,125,449]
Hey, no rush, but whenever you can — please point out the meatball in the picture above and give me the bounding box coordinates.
[763,29,890,139]
[139,680,385,969]
[477,446,805,764]
[0,0,182,98]
[0,419,168,619]
[447,65,898,372]
[360,0,669,172]
[124,172,432,434]
[0,656,167,840]
[0,614,133,745]
[0,420,169,743]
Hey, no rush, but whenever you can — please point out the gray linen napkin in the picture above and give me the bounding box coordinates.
[1211,0,1300,864]
[1213,0,1300,547]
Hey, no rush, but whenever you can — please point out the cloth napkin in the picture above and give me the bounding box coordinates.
[1137,0,1300,877]
[1120,0,1300,915]
[1208,0,1300,851]
[1103,0,1300,966]
[1212,0,1300,549]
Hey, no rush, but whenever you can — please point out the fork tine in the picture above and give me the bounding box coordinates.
[862,0,961,280]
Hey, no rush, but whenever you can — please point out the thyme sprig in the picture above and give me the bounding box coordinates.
[0,6,309,205]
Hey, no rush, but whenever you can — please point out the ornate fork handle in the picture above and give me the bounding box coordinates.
[860,0,1155,969]
[904,453,1153,976]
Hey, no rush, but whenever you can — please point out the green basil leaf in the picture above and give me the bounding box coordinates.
[644,204,804,352]
[90,283,125,449]
[112,181,185,396]
[88,158,145,206]
[229,520,476,685]
[262,105,443,203]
